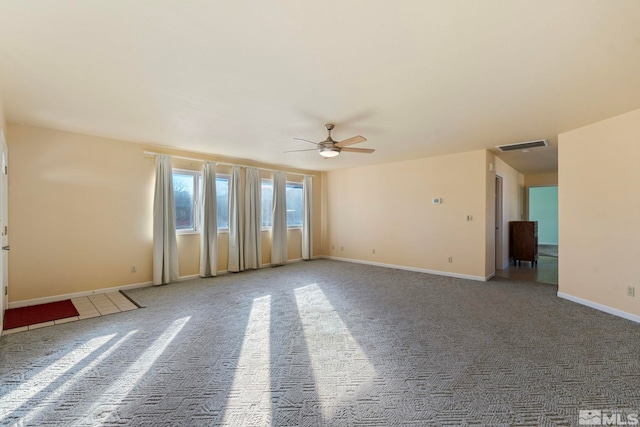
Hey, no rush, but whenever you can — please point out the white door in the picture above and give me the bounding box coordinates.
[0,130,7,329]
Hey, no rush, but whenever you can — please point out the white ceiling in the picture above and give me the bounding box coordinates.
[1,1,639,174]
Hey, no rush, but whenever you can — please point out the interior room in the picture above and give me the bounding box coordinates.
[0,2,639,425]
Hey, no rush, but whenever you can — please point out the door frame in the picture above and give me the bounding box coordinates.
[0,129,7,329]
[495,175,504,270]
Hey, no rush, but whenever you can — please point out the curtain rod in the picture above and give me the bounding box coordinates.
[143,151,311,177]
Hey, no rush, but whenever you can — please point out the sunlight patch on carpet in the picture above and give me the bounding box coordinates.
[20,330,137,425]
[73,316,190,426]
[222,295,272,426]
[294,283,376,422]
[0,333,117,421]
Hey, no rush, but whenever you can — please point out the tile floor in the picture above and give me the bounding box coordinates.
[2,291,138,335]
[495,255,558,285]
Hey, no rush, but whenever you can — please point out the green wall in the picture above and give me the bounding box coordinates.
[529,186,558,244]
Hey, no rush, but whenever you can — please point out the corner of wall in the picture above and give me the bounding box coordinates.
[493,156,525,270]
[318,171,329,256]
[484,151,496,279]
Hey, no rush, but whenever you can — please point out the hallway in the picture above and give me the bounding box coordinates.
[495,254,558,285]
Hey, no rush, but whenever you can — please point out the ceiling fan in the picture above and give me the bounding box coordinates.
[285,124,374,158]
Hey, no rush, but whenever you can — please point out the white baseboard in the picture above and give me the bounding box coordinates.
[6,257,489,309]
[179,260,307,279]
[321,256,489,282]
[178,274,203,281]
[258,258,307,269]
[8,280,154,309]
[557,292,640,324]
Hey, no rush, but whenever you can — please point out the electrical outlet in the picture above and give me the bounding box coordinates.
[331,244,335,250]
[131,266,137,273]
[627,286,635,297]
[372,249,376,254]
[341,246,344,252]
[448,256,453,263]
[466,215,473,222]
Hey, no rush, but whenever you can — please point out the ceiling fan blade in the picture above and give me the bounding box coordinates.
[284,148,318,153]
[340,147,374,154]
[293,137,318,145]
[335,135,367,148]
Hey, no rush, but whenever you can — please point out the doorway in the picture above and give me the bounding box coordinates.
[495,183,558,285]
[528,185,558,258]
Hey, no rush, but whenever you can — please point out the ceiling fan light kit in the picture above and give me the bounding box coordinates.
[319,146,340,158]
[287,123,374,158]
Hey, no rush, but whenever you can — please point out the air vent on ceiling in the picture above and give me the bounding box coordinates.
[496,139,548,152]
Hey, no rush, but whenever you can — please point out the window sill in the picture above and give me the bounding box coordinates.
[176,229,230,236]
[176,230,200,236]
[260,227,303,231]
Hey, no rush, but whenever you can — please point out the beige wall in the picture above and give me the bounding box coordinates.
[524,172,558,188]
[0,95,5,129]
[7,123,323,302]
[494,157,525,269]
[326,150,492,280]
[558,108,640,318]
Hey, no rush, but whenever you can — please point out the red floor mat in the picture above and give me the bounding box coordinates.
[3,300,79,330]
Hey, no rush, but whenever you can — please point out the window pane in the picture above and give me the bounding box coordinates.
[286,183,303,227]
[173,173,194,230]
[217,177,229,229]
[261,180,273,227]
[197,175,202,230]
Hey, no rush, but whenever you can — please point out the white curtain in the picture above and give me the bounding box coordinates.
[228,165,244,272]
[271,171,288,265]
[199,162,218,277]
[153,154,179,285]
[302,175,312,260]
[244,167,262,269]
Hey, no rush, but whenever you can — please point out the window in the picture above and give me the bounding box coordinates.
[260,179,303,228]
[174,171,198,232]
[216,176,230,230]
[286,182,303,227]
[173,170,229,233]
[261,179,273,227]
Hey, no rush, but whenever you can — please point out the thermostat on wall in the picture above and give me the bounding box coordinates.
[433,197,442,204]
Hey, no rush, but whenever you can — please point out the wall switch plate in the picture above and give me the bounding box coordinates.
[628,286,635,297]
[433,197,442,204]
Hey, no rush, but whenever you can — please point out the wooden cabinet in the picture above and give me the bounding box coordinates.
[509,221,538,267]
